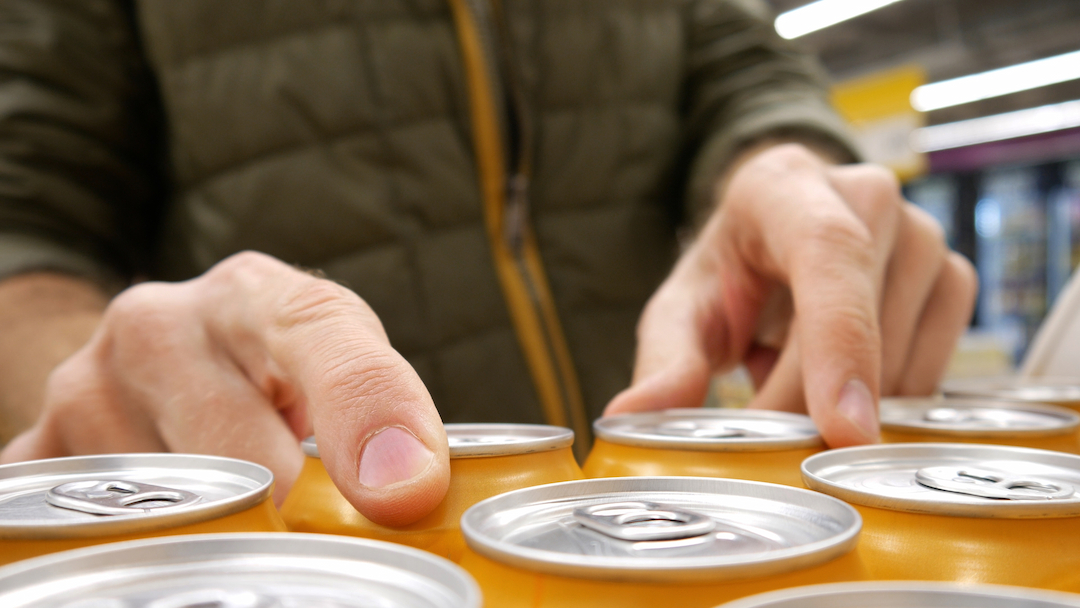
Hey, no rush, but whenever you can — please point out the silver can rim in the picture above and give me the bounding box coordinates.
[303,424,574,460]
[941,376,1080,405]
[593,409,823,452]
[880,396,1080,438]
[461,476,861,584]
[802,442,1080,518]
[0,453,274,539]
[0,532,481,608]
[717,581,1080,608]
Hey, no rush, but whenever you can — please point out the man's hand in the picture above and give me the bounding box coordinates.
[605,144,978,447]
[0,251,450,526]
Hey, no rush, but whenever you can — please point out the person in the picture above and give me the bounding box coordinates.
[0,0,975,527]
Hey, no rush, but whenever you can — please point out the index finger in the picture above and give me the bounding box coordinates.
[729,153,898,446]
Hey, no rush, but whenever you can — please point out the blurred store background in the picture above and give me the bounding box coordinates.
[715,0,1080,405]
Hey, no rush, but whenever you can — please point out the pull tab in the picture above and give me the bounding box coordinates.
[915,466,1075,500]
[573,501,716,541]
[656,420,746,439]
[47,480,201,516]
[923,408,977,424]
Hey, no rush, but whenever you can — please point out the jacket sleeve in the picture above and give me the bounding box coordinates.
[682,0,861,224]
[0,0,159,290]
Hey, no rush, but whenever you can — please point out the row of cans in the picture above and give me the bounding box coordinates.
[3,378,1080,605]
[5,532,1080,607]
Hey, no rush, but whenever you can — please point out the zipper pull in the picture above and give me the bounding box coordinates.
[504,173,530,253]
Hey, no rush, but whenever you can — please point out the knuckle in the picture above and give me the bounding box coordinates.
[756,143,821,172]
[276,278,368,330]
[947,253,979,300]
[208,250,282,278]
[796,213,876,271]
[319,350,413,420]
[822,301,881,354]
[905,204,947,246]
[103,283,180,336]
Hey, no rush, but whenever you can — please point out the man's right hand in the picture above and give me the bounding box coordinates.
[0,251,450,527]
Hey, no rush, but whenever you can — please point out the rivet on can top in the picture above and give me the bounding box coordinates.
[593,409,822,452]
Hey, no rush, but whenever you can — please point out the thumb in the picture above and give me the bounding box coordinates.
[272,292,450,527]
[209,254,450,528]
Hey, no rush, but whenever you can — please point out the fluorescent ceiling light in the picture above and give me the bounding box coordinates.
[910,99,1080,152]
[912,49,1080,112]
[774,0,905,40]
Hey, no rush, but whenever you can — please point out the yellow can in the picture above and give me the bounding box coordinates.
[942,377,1080,410]
[281,423,583,562]
[802,443,1080,592]
[880,396,1080,454]
[0,453,286,566]
[584,409,823,487]
[459,477,868,608]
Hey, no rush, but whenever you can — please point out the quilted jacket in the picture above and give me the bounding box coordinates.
[0,0,855,450]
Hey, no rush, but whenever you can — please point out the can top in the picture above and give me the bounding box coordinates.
[802,443,1080,518]
[593,409,823,452]
[461,476,860,583]
[880,397,1080,438]
[718,581,1080,608]
[0,454,274,540]
[0,533,481,608]
[942,377,1080,405]
[302,424,574,460]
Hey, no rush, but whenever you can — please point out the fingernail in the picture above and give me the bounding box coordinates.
[358,427,434,489]
[837,379,880,442]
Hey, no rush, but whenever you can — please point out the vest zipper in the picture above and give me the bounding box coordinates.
[447,0,592,458]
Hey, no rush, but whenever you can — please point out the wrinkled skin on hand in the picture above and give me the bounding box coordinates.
[1,252,450,527]
[606,144,978,447]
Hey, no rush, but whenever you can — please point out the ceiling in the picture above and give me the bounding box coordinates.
[763,0,1080,126]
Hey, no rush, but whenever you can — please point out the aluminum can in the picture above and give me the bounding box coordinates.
[0,453,286,566]
[459,476,867,608]
[0,532,481,607]
[717,581,1080,608]
[802,443,1080,591]
[281,423,583,562]
[880,396,1080,454]
[583,409,823,487]
[942,376,1080,410]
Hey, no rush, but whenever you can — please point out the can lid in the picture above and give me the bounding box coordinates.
[460,477,860,583]
[444,423,574,458]
[0,533,481,608]
[942,377,1080,405]
[718,581,1080,608]
[593,409,822,452]
[302,424,574,460]
[0,454,274,539]
[802,443,1080,518]
[880,397,1080,438]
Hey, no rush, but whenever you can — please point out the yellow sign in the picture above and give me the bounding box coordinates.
[831,65,926,181]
